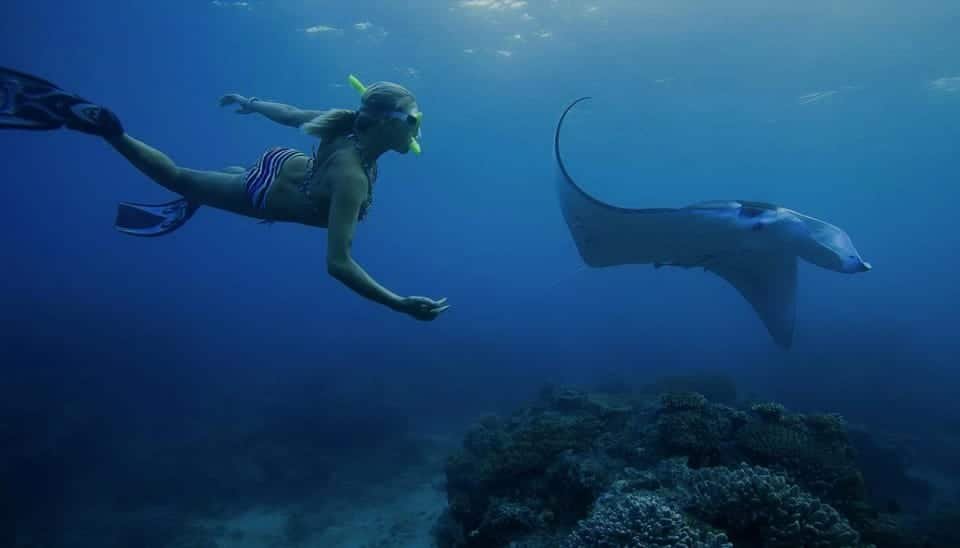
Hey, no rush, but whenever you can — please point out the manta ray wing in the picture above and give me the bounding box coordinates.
[554,97,799,347]
[705,253,798,348]
[555,97,753,269]
[554,97,713,267]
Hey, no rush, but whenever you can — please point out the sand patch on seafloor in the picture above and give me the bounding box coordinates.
[188,437,454,548]
[194,477,446,548]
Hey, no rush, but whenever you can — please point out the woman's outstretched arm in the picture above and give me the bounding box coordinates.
[325,166,449,321]
[219,93,321,128]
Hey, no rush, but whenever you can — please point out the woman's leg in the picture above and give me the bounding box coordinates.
[105,134,259,217]
[0,67,264,219]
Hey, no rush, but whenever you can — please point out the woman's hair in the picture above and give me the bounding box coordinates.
[302,81,417,143]
[301,109,357,142]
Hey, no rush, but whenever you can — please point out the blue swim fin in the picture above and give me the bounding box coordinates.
[0,66,123,137]
[114,198,199,237]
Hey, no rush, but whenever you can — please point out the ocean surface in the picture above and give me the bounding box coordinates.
[2,1,958,546]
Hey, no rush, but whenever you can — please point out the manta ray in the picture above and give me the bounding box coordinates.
[554,97,871,348]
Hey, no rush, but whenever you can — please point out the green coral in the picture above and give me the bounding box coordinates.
[655,396,739,466]
[455,411,603,484]
[734,405,866,511]
[444,395,619,541]
[661,392,708,412]
[657,411,721,459]
[643,373,738,405]
[442,390,883,548]
[736,419,810,462]
[729,409,749,429]
[750,401,787,422]
[473,498,541,545]
[805,413,849,442]
[495,412,603,476]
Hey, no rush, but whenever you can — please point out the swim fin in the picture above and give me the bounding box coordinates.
[114,198,199,237]
[0,66,124,137]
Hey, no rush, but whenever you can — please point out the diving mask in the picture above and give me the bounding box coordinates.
[348,74,422,155]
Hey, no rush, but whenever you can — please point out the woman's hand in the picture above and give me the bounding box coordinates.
[218,93,256,114]
[398,296,450,321]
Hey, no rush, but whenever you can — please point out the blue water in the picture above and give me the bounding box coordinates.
[2,1,958,546]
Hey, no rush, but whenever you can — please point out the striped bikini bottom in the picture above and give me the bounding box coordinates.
[244,146,306,209]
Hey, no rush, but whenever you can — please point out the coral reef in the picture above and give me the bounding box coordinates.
[750,401,787,422]
[640,372,738,405]
[437,381,940,548]
[565,489,732,548]
[667,462,863,547]
[734,403,869,521]
[847,427,934,514]
[660,391,708,412]
[443,389,636,546]
[655,392,736,467]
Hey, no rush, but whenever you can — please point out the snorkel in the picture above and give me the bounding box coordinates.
[348,74,422,156]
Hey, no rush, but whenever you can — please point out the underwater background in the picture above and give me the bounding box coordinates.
[1,1,958,546]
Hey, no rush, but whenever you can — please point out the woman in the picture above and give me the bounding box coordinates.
[0,67,449,321]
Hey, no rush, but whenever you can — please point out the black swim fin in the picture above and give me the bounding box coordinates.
[0,66,123,137]
[114,198,199,237]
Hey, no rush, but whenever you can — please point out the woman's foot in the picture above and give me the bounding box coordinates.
[0,66,124,138]
[63,103,124,138]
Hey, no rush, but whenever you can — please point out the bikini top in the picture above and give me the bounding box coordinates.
[301,134,378,221]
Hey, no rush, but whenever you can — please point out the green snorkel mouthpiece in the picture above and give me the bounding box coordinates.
[348,73,421,156]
